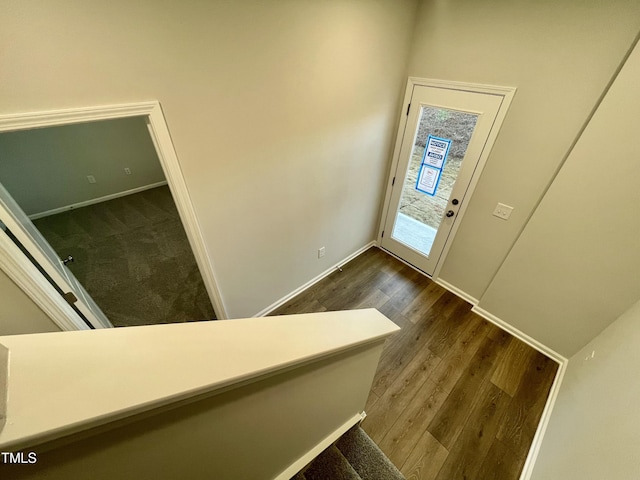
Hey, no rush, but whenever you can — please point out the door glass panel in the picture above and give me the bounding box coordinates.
[392,106,478,256]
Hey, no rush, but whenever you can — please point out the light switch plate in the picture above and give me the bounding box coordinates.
[493,203,514,220]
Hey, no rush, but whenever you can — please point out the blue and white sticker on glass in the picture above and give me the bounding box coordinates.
[422,135,451,169]
[416,165,442,196]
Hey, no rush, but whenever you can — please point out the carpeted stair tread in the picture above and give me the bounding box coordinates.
[289,425,405,480]
[303,445,362,480]
[336,426,405,480]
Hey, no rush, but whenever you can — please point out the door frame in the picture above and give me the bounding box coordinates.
[377,78,516,278]
[0,101,228,329]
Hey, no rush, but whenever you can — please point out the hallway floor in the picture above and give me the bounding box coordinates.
[271,247,558,480]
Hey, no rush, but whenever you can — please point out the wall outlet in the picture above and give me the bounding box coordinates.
[124,167,132,175]
[318,247,325,259]
[87,175,96,184]
[493,202,514,220]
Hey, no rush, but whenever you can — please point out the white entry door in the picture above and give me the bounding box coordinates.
[380,81,512,276]
[0,181,113,329]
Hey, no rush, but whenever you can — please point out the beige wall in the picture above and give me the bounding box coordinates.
[0,270,60,335]
[0,0,418,319]
[479,38,640,356]
[531,298,640,479]
[406,0,640,300]
[0,117,165,216]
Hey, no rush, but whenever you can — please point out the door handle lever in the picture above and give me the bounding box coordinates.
[62,255,74,265]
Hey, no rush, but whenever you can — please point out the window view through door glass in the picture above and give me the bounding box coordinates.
[392,106,478,256]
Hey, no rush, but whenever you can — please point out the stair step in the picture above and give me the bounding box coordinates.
[337,426,405,480]
[303,444,362,480]
[291,425,405,480]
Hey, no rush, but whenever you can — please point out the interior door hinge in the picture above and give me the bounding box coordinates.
[62,292,78,305]
[406,103,411,115]
[392,176,396,186]
[381,230,384,238]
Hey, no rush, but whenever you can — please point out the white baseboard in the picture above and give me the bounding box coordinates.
[28,181,168,220]
[518,358,567,480]
[435,278,479,305]
[275,412,365,480]
[254,241,377,317]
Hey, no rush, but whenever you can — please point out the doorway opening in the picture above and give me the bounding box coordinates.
[0,102,227,330]
[379,79,515,277]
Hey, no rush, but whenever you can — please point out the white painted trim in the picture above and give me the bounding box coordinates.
[408,77,517,97]
[0,102,157,131]
[28,181,168,220]
[434,278,479,305]
[0,101,228,323]
[144,106,228,319]
[0,229,89,331]
[376,80,415,245]
[518,358,567,480]
[275,412,366,480]
[255,242,376,317]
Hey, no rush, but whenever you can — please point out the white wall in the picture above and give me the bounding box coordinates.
[0,269,61,335]
[530,297,640,479]
[479,38,640,356]
[0,117,166,216]
[0,0,418,319]
[406,0,640,300]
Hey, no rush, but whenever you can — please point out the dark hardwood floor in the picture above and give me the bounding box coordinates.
[271,246,558,480]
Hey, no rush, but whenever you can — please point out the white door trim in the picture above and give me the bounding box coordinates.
[0,101,228,327]
[377,78,516,278]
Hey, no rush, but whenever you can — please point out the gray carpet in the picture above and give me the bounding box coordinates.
[293,425,405,480]
[33,186,216,327]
